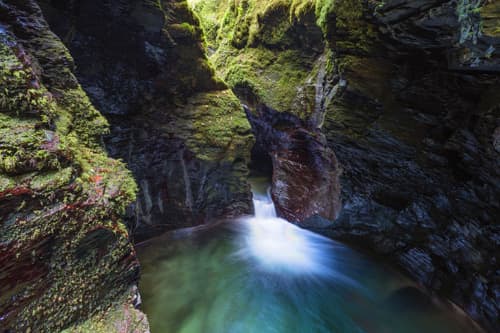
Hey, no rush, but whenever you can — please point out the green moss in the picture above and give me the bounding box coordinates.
[180,89,254,161]
[189,0,317,49]
[189,0,326,120]
[480,1,500,37]
[0,114,64,175]
[30,167,73,192]
[169,22,199,38]
[58,89,110,149]
[214,46,315,116]
[0,22,139,332]
[0,35,55,120]
[316,0,377,53]
[61,301,150,333]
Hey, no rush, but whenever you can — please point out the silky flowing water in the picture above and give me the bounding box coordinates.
[137,177,482,333]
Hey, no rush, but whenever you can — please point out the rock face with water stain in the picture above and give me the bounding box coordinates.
[38,0,255,241]
[0,1,145,331]
[191,0,500,331]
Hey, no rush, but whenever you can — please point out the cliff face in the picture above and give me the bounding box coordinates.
[189,0,343,222]
[0,1,145,331]
[190,0,500,331]
[322,2,500,331]
[38,0,255,241]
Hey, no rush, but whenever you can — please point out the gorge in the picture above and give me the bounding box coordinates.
[1,0,499,332]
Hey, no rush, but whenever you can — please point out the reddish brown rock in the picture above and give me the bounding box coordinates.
[246,105,341,223]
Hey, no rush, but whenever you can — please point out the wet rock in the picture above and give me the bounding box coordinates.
[385,286,434,314]
[319,1,500,330]
[246,105,341,223]
[399,248,435,285]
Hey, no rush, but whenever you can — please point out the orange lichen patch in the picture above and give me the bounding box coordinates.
[89,174,103,184]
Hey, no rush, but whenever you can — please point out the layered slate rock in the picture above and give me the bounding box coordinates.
[38,0,255,241]
[0,1,145,331]
[318,1,500,331]
[191,0,499,331]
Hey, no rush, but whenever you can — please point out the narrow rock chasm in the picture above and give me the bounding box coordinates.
[1,0,499,332]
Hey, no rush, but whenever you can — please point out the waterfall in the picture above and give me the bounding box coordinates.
[138,179,485,333]
[237,186,337,277]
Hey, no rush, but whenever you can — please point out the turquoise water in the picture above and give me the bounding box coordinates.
[137,179,482,333]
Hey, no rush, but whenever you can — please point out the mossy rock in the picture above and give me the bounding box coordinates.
[176,89,254,161]
[189,0,326,120]
[481,1,500,37]
[0,3,139,331]
[60,292,149,333]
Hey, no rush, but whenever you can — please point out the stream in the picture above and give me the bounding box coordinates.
[137,177,483,333]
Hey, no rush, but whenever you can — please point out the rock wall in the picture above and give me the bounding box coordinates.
[38,0,255,241]
[190,0,500,331]
[189,0,343,222]
[320,2,500,331]
[0,1,145,331]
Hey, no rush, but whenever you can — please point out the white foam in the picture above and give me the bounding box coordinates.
[237,189,335,276]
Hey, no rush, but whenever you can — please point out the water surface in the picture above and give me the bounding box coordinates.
[138,178,482,333]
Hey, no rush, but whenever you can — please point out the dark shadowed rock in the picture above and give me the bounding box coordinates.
[38,0,255,241]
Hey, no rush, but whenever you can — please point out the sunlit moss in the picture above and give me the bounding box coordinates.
[189,0,323,118]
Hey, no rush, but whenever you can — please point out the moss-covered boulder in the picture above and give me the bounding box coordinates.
[0,1,145,331]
